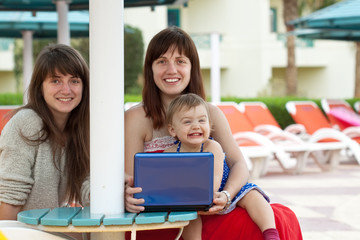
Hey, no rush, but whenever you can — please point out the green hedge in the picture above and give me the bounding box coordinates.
[0,93,23,105]
[2,93,359,129]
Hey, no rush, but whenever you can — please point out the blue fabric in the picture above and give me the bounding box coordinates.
[218,157,270,214]
[175,140,270,215]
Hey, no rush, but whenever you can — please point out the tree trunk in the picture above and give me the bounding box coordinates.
[286,29,297,95]
[355,42,360,98]
[283,0,298,96]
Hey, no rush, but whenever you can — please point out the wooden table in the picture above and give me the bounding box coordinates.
[17,207,197,240]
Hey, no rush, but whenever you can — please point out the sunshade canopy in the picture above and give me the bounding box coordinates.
[290,0,360,41]
[0,0,187,11]
[290,0,360,30]
[0,10,89,38]
[293,28,360,41]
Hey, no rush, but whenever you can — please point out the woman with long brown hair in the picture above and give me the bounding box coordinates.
[125,27,302,240]
[0,44,90,220]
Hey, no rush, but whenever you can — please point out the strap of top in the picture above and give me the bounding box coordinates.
[176,141,181,153]
[176,141,204,152]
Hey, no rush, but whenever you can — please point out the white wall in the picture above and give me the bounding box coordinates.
[0,71,16,93]
[181,0,273,97]
[298,40,355,98]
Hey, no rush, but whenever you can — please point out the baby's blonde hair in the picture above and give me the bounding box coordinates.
[166,93,211,126]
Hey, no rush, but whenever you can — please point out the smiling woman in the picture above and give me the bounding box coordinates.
[42,72,83,130]
[124,26,303,240]
[0,44,90,239]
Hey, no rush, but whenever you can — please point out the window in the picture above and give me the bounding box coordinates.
[270,8,277,32]
[168,8,180,27]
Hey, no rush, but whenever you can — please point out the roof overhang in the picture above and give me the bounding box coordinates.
[291,28,360,41]
[0,10,89,38]
[0,0,188,11]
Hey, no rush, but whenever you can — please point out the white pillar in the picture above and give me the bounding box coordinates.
[90,0,124,239]
[22,30,33,105]
[56,0,70,45]
[211,32,221,103]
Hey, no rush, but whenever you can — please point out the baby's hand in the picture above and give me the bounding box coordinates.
[125,176,145,213]
[198,191,227,215]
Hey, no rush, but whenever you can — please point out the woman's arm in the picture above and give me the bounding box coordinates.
[0,202,22,220]
[124,105,151,212]
[0,110,40,209]
[208,104,250,199]
[206,140,224,192]
[124,105,151,175]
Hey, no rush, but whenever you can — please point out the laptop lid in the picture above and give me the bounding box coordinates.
[134,152,214,212]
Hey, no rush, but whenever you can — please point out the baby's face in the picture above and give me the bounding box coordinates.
[169,105,210,147]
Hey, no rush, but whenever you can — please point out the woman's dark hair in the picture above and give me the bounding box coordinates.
[18,44,90,204]
[142,26,206,129]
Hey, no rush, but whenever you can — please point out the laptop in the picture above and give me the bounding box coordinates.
[134,152,214,212]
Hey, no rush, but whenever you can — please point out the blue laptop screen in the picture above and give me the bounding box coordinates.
[134,152,214,212]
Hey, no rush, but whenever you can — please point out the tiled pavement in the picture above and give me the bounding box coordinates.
[252,159,360,240]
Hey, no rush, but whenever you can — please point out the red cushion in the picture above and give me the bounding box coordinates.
[125,203,302,240]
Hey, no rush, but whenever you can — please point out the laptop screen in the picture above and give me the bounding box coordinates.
[134,152,214,212]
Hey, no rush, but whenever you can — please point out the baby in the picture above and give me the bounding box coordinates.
[165,93,280,240]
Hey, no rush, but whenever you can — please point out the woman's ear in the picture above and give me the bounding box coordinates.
[168,124,176,137]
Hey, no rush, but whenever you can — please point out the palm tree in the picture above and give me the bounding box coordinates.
[283,0,298,96]
[283,0,345,97]
[355,43,360,97]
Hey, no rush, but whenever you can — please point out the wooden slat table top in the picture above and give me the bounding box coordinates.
[18,207,197,233]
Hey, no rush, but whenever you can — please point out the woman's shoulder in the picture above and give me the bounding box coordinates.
[13,108,41,123]
[125,102,146,118]
[207,102,223,115]
[4,108,43,135]
[125,102,152,133]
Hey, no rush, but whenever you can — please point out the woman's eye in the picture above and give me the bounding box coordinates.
[51,79,59,84]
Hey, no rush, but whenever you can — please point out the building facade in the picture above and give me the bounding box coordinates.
[0,0,356,99]
[125,0,356,99]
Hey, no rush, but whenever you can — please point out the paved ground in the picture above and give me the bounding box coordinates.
[252,158,360,240]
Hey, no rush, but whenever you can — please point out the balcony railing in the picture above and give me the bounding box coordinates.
[190,33,223,49]
[0,38,14,51]
[277,33,314,48]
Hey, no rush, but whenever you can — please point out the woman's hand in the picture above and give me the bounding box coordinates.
[125,176,145,213]
[198,191,227,215]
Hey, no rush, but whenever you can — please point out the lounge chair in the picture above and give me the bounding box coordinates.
[218,102,345,173]
[0,106,19,134]
[216,102,313,175]
[321,99,360,131]
[124,102,140,111]
[354,101,360,113]
[238,101,307,138]
[286,100,360,164]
